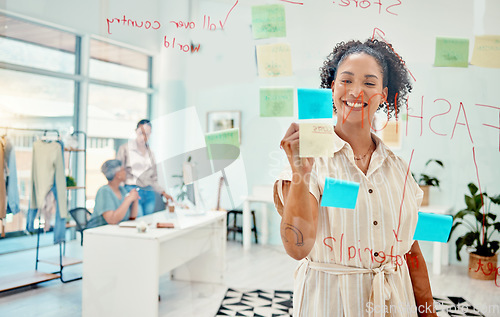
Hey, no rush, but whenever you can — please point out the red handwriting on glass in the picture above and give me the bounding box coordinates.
[170,0,238,31]
[332,0,402,16]
[469,258,500,287]
[405,98,500,151]
[106,16,161,34]
[393,148,415,242]
[372,28,416,82]
[278,0,304,5]
[163,37,201,53]
[476,104,500,152]
[170,20,196,29]
[322,234,408,267]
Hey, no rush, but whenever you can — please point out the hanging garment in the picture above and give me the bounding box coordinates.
[52,140,66,244]
[52,184,67,244]
[29,140,67,218]
[4,137,20,215]
[27,140,67,244]
[0,137,6,219]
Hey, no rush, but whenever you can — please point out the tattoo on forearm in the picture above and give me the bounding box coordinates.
[281,223,304,246]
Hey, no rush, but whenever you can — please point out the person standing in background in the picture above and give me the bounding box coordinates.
[117,119,173,216]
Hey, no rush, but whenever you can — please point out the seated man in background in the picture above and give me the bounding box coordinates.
[87,159,139,228]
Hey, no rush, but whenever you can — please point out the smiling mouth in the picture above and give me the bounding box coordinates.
[344,101,368,109]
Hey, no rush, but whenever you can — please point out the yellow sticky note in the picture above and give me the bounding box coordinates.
[299,123,334,157]
[256,43,293,77]
[471,35,500,68]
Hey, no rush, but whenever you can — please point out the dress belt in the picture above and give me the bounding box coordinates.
[294,258,401,317]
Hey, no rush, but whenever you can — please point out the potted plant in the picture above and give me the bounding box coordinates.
[413,159,444,206]
[450,182,500,280]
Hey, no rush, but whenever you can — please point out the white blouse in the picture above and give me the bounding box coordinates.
[275,132,423,317]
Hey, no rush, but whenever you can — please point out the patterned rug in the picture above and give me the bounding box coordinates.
[215,289,486,317]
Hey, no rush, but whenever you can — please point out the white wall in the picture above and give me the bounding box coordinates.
[3,0,500,264]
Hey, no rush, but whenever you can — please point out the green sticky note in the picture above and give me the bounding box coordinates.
[260,88,294,117]
[434,37,469,67]
[251,5,286,39]
[205,128,240,160]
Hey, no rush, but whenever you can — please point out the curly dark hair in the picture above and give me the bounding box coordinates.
[319,39,412,119]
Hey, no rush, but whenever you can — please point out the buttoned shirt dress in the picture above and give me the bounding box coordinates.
[275,132,423,317]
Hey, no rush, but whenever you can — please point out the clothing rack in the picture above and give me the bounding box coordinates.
[0,127,85,292]
[0,126,60,138]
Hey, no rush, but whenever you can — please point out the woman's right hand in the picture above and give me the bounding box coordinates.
[126,188,140,202]
[280,123,315,179]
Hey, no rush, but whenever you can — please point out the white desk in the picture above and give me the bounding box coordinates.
[82,210,226,317]
[419,205,453,275]
[242,185,274,250]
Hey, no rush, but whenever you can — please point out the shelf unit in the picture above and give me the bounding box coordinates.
[0,128,64,292]
[0,129,87,291]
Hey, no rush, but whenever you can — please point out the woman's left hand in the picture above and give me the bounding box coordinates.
[161,191,174,202]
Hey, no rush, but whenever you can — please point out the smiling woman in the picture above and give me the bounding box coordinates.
[275,39,437,317]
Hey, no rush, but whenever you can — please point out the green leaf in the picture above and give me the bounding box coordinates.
[489,194,500,205]
[468,183,478,196]
[449,222,461,237]
[463,231,478,246]
[491,241,500,254]
[425,159,444,168]
[486,213,497,221]
[464,195,476,210]
[455,236,465,261]
[453,209,471,220]
[494,222,500,231]
[474,194,483,209]
[475,212,486,225]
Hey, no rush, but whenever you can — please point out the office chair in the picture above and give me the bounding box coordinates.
[69,207,91,246]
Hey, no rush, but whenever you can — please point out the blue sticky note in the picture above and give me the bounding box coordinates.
[413,212,453,243]
[320,177,359,209]
[297,88,333,119]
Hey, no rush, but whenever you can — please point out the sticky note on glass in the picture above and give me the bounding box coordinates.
[320,177,359,209]
[413,212,453,243]
[260,88,294,117]
[256,43,293,78]
[251,4,286,39]
[205,128,240,160]
[297,88,333,119]
[299,123,334,157]
[471,35,500,68]
[434,37,469,67]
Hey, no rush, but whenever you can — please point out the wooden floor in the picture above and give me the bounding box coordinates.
[0,240,498,317]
